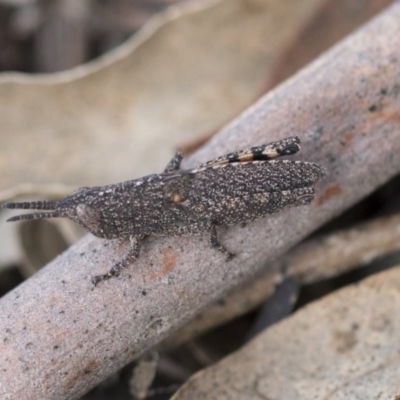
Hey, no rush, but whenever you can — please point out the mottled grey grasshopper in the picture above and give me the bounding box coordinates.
[3,137,325,285]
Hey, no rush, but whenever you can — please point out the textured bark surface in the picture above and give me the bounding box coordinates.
[161,213,400,350]
[2,2,400,400]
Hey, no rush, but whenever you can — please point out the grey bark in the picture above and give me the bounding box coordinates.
[161,213,400,351]
[2,2,400,399]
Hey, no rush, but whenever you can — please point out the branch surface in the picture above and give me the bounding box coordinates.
[2,3,400,399]
[161,213,400,350]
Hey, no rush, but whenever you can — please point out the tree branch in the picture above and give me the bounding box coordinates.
[161,213,400,350]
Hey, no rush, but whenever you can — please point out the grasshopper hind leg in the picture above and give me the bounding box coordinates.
[200,136,301,167]
[91,234,144,286]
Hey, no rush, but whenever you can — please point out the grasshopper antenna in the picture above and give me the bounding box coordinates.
[2,201,60,222]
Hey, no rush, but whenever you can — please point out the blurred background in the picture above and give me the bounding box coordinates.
[0,0,185,73]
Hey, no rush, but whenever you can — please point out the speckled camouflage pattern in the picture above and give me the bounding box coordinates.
[3,137,325,285]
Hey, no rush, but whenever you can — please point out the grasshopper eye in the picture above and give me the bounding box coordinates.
[75,204,102,235]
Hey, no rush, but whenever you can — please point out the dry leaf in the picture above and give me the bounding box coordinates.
[0,0,325,191]
[173,266,400,399]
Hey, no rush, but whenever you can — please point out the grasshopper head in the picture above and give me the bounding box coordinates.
[2,187,111,239]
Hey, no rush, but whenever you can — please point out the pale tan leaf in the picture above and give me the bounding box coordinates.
[0,0,324,190]
[173,266,400,400]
